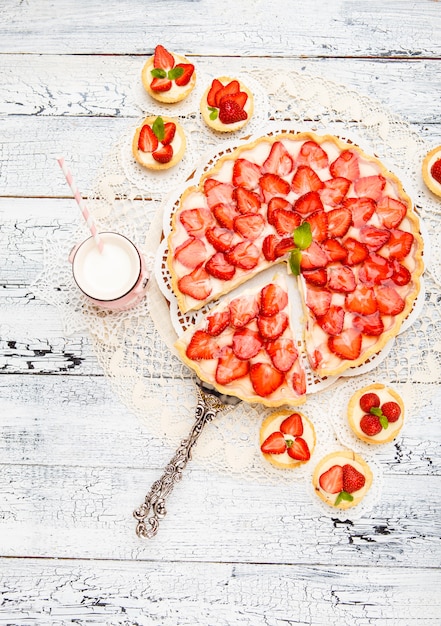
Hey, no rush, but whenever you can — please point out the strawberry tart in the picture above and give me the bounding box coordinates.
[422,146,441,198]
[167,131,424,382]
[200,77,254,132]
[313,450,373,509]
[141,45,196,104]
[260,409,316,468]
[132,115,186,170]
[347,383,405,444]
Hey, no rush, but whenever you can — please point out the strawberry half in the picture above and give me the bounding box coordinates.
[206,226,236,252]
[262,141,294,176]
[225,240,260,270]
[345,285,377,315]
[270,208,301,236]
[303,268,328,287]
[215,80,240,107]
[250,362,285,397]
[354,175,386,201]
[260,431,287,454]
[260,283,288,317]
[316,305,345,336]
[180,207,214,237]
[206,310,230,336]
[138,124,159,153]
[213,203,239,230]
[153,44,175,70]
[328,328,362,361]
[205,252,236,281]
[174,63,195,86]
[216,346,250,385]
[374,285,405,315]
[186,330,221,360]
[294,191,324,216]
[376,197,407,229]
[306,210,328,243]
[233,213,265,240]
[259,173,291,197]
[234,187,262,214]
[344,238,369,266]
[430,159,441,183]
[343,197,376,228]
[327,265,356,293]
[178,265,212,301]
[232,327,264,360]
[232,158,262,190]
[162,122,176,145]
[265,338,298,372]
[152,144,173,164]
[384,229,414,260]
[280,412,304,437]
[305,287,332,317]
[297,140,329,170]
[291,165,324,195]
[319,177,351,206]
[287,437,310,461]
[359,253,393,285]
[319,465,343,494]
[257,312,289,340]
[353,311,385,336]
[174,237,207,268]
[329,150,360,180]
[150,77,172,92]
[326,207,352,238]
[229,294,260,328]
[207,79,223,107]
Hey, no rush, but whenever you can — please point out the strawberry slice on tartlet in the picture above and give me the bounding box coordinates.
[201,76,254,132]
[141,44,196,103]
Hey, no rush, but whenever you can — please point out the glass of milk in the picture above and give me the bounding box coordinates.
[69,232,149,310]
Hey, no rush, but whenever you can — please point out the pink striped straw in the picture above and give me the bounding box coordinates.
[57,156,104,253]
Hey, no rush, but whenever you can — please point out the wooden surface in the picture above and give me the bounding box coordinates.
[1,1,440,624]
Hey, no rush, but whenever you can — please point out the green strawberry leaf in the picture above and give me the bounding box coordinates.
[289,248,302,276]
[293,222,312,251]
[334,490,354,506]
[208,106,218,121]
[151,68,167,79]
[152,116,165,142]
[168,66,184,80]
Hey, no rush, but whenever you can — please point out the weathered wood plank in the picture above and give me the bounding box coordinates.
[0,558,439,625]
[0,0,440,57]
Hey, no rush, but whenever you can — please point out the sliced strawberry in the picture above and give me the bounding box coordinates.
[342,197,376,228]
[186,330,221,360]
[250,362,285,397]
[229,294,260,328]
[391,260,411,286]
[287,437,310,461]
[381,401,401,422]
[174,63,195,86]
[225,240,260,269]
[204,177,222,193]
[360,413,382,436]
[305,287,332,316]
[214,80,240,107]
[152,144,173,163]
[291,369,307,396]
[319,465,343,494]
[316,305,345,336]
[206,310,230,336]
[327,265,356,293]
[150,77,172,92]
[257,312,289,340]
[267,197,293,223]
[293,191,324,216]
[220,90,248,109]
[320,177,351,206]
[322,238,348,263]
[300,241,328,270]
[431,159,441,183]
[205,180,235,209]
[262,141,294,176]
[266,337,298,372]
[280,412,303,437]
[376,197,407,229]
[259,173,291,198]
[162,122,176,145]
[345,285,377,315]
[303,268,328,287]
[305,210,328,243]
[354,175,386,201]
[179,207,214,237]
[206,226,236,252]
[234,187,262,214]
[233,213,265,240]
[329,150,360,180]
[178,265,212,301]
[215,346,250,385]
[138,124,158,153]
[274,237,295,258]
[232,158,262,190]
[271,208,301,235]
[383,229,414,260]
[175,237,207,268]
[344,238,369,266]
[328,327,362,361]
[374,285,405,315]
[260,283,288,317]
[342,464,365,493]
[297,140,329,169]
[207,78,223,107]
[262,234,279,261]
[205,252,236,281]
[153,44,175,70]
[232,327,263,360]
[326,207,352,238]
[359,225,391,251]
[353,311,385,336]
[212,203,239,230]
[291,165,324,195]
[219,99,247,124]
[260,431,287,455]
[359,253,393,285]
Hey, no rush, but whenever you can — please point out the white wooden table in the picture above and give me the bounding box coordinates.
[1,1,440,623]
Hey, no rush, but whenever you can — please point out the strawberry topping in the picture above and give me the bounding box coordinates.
[250,362,285,397]
[260,283,288,316]
[262,141,294,176]
[186,330,221,360]
[216,346,250,385]
[232,327,263,360]
[342,464,365,493]
[260,431,287,455]
[359,392,381,413]
[280,413,304,437]
[360,413,382,436]
[265,338,298,372]
[287,437,310,461]
[319,465,344,494]
[329,150,360,180]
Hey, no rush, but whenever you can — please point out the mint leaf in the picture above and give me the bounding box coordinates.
[151,68,167,79]
[208,106,218,121]
[152,116,165,142]
[168,66,184,80]
[335,490,354,506]
[379,414,389,430]
[289,248,301,276]
[370,407,383,417]
[293,222,312,250]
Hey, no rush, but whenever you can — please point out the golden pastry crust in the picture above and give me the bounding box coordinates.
[347,383,405,444]
[132,116,186,171]
[259,409,316,469]
[200,76,254,132]
[422,146,441,198]
[313,450,373,509]
[141,52,196,103]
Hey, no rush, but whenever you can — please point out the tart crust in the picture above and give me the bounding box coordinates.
[312,450,373,509]
[422,146,441,198]
[141,52,196,103]
[200,76,254,132]
[347,382,405,444]
[260,409,316,469]
[132,116,186,171]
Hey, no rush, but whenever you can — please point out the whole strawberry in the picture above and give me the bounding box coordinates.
[360,413,382,436]
[381,401,401,423]
[219,99,248,125]
[359,392,380,413]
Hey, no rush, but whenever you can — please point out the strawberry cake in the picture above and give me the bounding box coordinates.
[132,116,186,170]
[313,450,373,509]
[422,146,441,198]
[260,409,316,468]
[347,383,405,444]
[200,77,254,132]
[167,131,424,383]
[141,45,196,104]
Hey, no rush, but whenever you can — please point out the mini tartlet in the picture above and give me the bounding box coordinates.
[313,450,373,509]
[347,383,405,444]
[422,146,441,198]
[141,44,196,104]
[200,76,254,132]
[260,409,315,469]
[132,115,186,171]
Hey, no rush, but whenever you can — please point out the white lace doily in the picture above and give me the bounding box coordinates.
[33,64,441,520]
